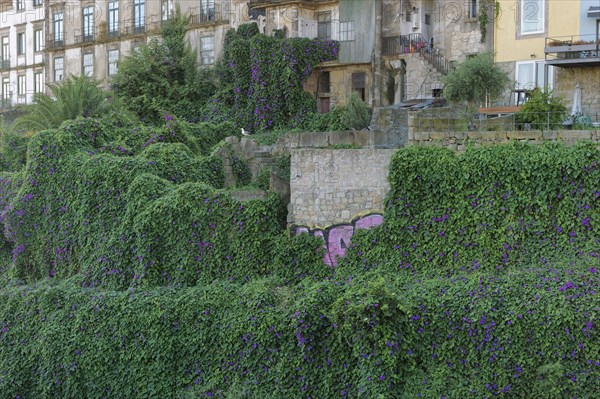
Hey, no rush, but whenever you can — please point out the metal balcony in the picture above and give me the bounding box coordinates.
[545,35,600,67]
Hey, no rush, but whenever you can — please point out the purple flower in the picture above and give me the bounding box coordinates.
[558,281,574,291]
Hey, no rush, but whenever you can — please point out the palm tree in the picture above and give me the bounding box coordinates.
[12,75,123,132]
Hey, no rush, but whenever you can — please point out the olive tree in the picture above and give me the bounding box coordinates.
[443,53,511,109]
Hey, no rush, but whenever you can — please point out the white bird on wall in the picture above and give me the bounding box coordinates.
[241,128,251,136]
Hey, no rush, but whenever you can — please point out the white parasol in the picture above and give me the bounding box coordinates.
[571,82,582,115]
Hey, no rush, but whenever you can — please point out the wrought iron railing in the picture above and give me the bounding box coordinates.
[382,33,427,56]
[420,47,455,76]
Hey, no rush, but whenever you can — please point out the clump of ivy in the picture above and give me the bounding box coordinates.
[0,130,30,172]
[228,147,252,187]
[207,23,339,132]
[515,88,568,131]
[479,0,501,43]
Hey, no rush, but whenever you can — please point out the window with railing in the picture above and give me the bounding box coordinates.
[134,0,145,33]
[162,0,173,22]
[83,6,94,41]
[108,1,119,37]
[317,12,332,40]
[54,11,64,46]
[200,0,215,21]
[54,57,64,81]
[83,53,94,76]
[34,29,43,52]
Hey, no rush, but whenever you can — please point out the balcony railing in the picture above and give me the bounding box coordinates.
[188,4,228,25]
[383,34,427,56]
[46,38,65,50]
[545,34,600,67]
[75,28,97,45]
[249,0,330,6]
[190,11,217,25]
[383,34,454,76]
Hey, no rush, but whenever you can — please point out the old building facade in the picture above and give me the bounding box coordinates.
[1,1,500,115]
[494,0,600,118]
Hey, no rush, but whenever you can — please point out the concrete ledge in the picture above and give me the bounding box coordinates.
[558,130,592,140]
[328,131,356,145]
[507,131,543,140]
[230,190,268,201]
[299,132,329,147]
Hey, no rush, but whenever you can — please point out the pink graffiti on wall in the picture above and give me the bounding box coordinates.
[294,213,384,267]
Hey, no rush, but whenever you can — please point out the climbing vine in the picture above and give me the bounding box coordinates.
[479,0,501,43]
[208,23,339,132]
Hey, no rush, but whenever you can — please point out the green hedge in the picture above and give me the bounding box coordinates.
[342,142,599,274]
[0,262,596,398]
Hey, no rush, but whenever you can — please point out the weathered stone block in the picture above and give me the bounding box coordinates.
[329,131,356,146]
[495,131,507,140]
[413,131,430,141]
[353,130,369,147]
[480,131,496,141]
[299,132,328,147]
[449,131,466,140]
[558,130,591,140]
[429,131,447,140]
[542,131,557,140]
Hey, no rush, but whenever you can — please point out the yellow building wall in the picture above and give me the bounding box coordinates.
[494,0,581,63]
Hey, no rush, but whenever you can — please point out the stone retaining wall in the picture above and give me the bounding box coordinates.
[408,129,600,151]
[289,149,396,228]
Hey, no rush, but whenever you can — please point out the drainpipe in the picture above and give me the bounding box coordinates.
[372,0,382,108]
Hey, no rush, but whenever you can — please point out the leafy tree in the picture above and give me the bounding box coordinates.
[515,88,568,130]
[112,6,216,124]
[12,75,119,132]
[443,52,510,109]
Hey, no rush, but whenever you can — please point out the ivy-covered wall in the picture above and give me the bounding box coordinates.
[0,130,598,398]
[0,114,326,289]
[343,142,599,273]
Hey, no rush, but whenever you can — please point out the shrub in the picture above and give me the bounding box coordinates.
[342,91,371,130]
[515,88,568,131]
